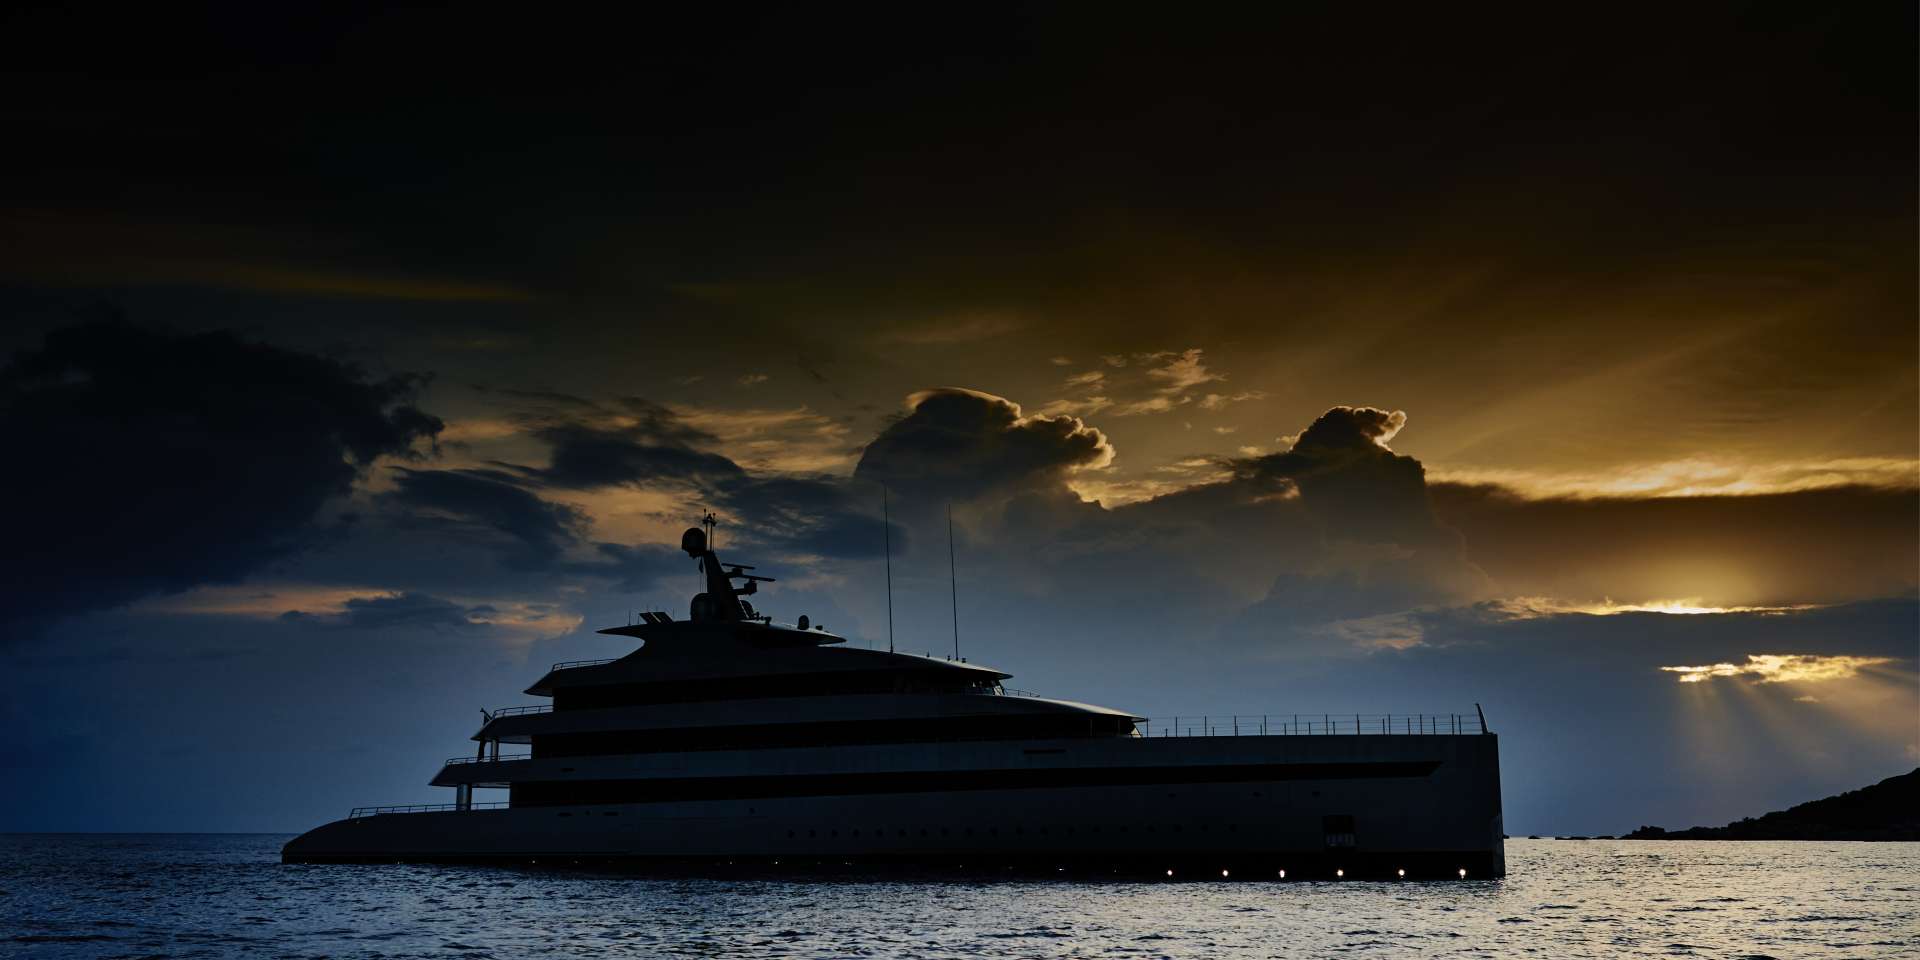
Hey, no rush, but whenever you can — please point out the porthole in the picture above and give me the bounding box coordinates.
[852,829,861,838]
[809,830,817,838]
[787,831,796,839]
[919,829,928,838]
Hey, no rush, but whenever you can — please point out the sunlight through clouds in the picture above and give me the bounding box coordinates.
[1659,654,1896,684]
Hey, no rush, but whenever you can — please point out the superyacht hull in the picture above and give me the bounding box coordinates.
[284,733,1504,877]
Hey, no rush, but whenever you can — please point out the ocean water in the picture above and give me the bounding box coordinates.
[1,835,1914,958]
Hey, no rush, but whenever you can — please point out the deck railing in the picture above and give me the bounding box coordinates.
[487,704,553,718]
[549,658,617,672]
[443,754,532,766]
[1135,713,1485,737]
[349,802,510,818]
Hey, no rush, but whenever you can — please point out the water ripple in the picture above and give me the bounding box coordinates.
[0,836,1916,958]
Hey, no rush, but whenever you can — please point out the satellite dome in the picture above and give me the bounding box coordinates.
[681,527,707,556]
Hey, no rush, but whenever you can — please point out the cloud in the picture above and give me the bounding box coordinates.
[437,396,889,562]
[737,373,770,386]
[1141,348,1224,394]
[1231,406,1447,548]
[279,592,495,632]
[1660,654,1898,684]
[854,388,1114,507]
[1065,371,1106,387]
[667,404,854,473]
[0,318,442,636]
[1427,456,1920,499]
[531,403,744,490]
[1109,348,1234,416]
[385,467,588,569]
[1200,391,1267,410]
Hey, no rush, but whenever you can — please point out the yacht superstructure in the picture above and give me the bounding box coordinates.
[283,524,1505,877]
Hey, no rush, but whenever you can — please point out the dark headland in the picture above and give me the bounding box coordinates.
[1625,768,1919,841]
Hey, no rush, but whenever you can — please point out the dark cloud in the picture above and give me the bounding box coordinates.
[484,396,894,561]
[527,396,737,490]
[1233,406,1454,549]
[854,388,1114,508]
[279,592,492,632]
[384,467,587,570]
[0,318,442,637]
[535,421,744,490]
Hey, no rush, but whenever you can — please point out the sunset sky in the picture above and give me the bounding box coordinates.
[2,6,1914,835]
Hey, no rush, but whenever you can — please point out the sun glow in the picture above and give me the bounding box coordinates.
[1659,654,1896,684]
[1495,596,1814,618]
[1427,456,1919,499]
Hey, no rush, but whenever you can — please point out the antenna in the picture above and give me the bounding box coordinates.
[947,502,959,661]
[882,486,894,654]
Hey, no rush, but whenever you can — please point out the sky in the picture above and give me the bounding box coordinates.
[1,5,1914,836]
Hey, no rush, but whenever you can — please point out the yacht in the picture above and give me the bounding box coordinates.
[283,522,1505,878]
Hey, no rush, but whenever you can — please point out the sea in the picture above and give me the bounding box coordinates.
[1,835,1914,958]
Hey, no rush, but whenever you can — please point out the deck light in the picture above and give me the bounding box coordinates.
[1335,868,1344,878]
[1458,868,1467,878]
[1221,869,1229,877]
[1397,868,1406,877]
[1278,869,1286,878]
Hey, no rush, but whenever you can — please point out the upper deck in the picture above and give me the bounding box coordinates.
[526,621,1011,698]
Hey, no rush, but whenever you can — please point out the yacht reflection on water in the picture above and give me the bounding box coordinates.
[284,521,1505,878]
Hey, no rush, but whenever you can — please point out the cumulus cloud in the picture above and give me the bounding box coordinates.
[1293,405,1407,450]
[0,318,442,637]
[1231,406,1447,548]
[853,388,1114,507]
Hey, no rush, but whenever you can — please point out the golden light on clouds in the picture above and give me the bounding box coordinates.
[1428,456,1920,500]
[136,584,581,644]
[1490,596,1816,618]
[1659,654,1896,684]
